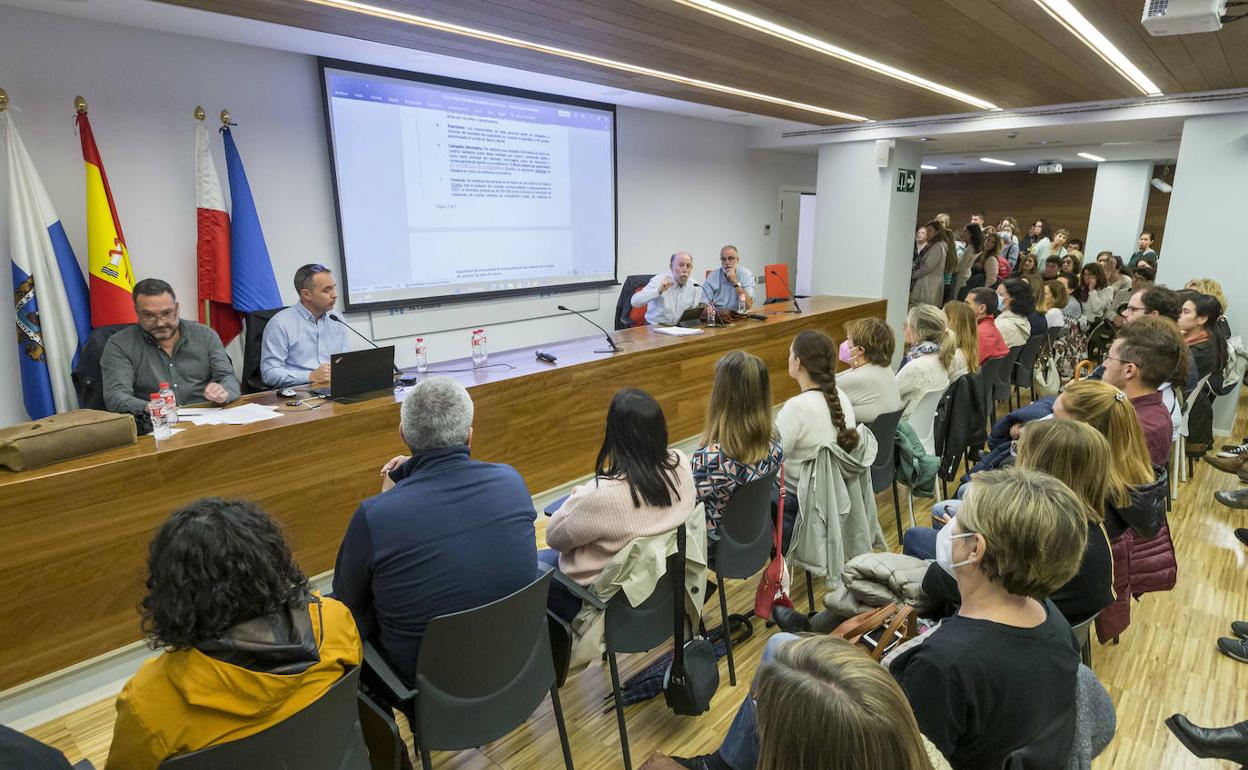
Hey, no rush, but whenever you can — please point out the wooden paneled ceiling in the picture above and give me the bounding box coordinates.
[155,0,1248,125]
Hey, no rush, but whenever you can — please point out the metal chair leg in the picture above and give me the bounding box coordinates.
[805,571,816,614]
[908,488,917,528]
[607,652,632,770]
[550,686,575,770]
[891,479,903,541]
[717,578,737,686]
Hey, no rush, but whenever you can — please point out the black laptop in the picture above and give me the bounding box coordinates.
[310,346,396,402]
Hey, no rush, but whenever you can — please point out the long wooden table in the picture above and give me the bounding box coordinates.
[0,295,884,692]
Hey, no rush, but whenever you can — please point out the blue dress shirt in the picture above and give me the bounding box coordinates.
[702,266,756,311]
[260,303,349,387]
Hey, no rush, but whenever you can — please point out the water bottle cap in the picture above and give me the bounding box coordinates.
[159,382,170,388]
[416,337,424,342]
[149,393,160,400]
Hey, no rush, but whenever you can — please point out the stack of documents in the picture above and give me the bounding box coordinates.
[176,404,283,426]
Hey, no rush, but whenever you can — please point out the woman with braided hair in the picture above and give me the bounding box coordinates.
[773,330,859,548]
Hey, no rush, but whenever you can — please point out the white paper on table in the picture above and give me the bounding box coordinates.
[180,414,223,426]
[175,407,222,415]
[653,326,704,337]
[215,403,283,425]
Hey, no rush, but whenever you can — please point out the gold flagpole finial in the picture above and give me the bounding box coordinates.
[194,105,206,121]
[219,108,231,126]
[74,95,88,114]
[0,88,9,113]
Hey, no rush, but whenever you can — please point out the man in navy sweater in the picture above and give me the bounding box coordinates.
[332,376,537,686]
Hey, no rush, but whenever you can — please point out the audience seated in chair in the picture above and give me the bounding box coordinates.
[965,288,1007,364]
[106,498,361,770]
[896,305,956,417]
[692,352,782,535]
[834,317,903,424]
[941,300,978,378]
[1101,317,1186,466]
[993,279,1033,349]
[542,387,696,621]
[332,376,537,689]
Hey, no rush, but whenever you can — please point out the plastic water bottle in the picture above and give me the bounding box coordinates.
[159,381,178,425]
[147,394,171,440]
[414,337,428,374]
[471,329,488,366]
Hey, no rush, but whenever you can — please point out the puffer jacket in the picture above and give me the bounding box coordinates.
[987,397,1056,451]
[821,552,932,618]
[1096,468,1174,643]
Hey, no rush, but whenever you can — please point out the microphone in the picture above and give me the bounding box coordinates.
[329,313,415,382]
[766,270,803,314]
[556,305,621,354]
[690,282,725,327]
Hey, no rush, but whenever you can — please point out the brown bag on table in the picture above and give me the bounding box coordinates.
[0,409,136,471]
[831,602,920,661]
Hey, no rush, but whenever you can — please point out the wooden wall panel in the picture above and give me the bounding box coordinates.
[918,165,1172,256]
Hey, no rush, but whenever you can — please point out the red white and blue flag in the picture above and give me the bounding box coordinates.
[4,112,91,419]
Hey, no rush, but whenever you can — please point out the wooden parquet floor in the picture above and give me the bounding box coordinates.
[23,394,1248,769]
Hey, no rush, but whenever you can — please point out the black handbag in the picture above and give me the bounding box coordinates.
[663,524,719,716]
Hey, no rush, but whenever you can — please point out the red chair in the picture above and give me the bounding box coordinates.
[614,274,655,329]
[764,263,791,302]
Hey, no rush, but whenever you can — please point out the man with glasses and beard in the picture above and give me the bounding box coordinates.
[101,278,239,415]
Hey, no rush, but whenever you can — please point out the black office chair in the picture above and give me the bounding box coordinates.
[241,307,286,394]
[976,355,1004,436]
[357,690,411,770]
[553,552,684,770]
[362,566,574,770]
[614,274,655,330]
[158,666,368,769]
[708,472,777,686]
[1070,611,1100,669]
[864,409,905,541]
[71,323,131,410]
[1011,335,1047,409]
[992,346,1024,417]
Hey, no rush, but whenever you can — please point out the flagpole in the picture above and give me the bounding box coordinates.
[0,87,8,113]
[195,104,211,331]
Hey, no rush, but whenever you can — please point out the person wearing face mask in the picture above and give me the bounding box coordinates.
[835,317,903,424]
[630,251,701,325]
[101,278,240,416]
[993,279,1033,348]
[997,218,1021,270]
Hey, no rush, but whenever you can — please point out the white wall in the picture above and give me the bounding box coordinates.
[1161,113,1248,432]
[1084,160,1152,259]
[0,5,814,426]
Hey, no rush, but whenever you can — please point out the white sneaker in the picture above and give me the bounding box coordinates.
[1217,443,1248,459]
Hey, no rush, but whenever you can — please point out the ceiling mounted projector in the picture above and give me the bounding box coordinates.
[1142,0,1227,36]
[1151,177,1174,193]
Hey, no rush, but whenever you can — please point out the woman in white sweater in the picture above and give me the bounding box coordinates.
[836,316,903,425]
[994,278,1035,348]
[895,304,956,417]
[775,330,860,545]
[542,388,695,620]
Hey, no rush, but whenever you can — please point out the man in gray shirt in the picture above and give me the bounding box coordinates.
[101,278,240,415]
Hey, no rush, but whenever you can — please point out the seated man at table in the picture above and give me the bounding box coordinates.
[261,263,348,387]
[631,251,702,325]
[701,245,755,312]
[332,376,538,687]
[101,278,239,415]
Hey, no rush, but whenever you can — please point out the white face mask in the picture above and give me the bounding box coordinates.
[936,518,977,576]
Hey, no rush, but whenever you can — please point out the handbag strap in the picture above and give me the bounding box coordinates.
[670,523,688,677]
[774,466,786,552]
[868,606,916,661]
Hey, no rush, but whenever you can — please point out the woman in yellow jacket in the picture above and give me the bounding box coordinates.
[106,498,362,770]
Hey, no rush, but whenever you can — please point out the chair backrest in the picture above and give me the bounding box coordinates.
[1179,374,1213,436]
[977,356,1004,417]
[865,409,904,493]
[413,569,558,751]
[763,263,790,301]
[241,307,286,394]
[158,666,368,770]
[909,387,945,456]
[994,346,1023,401]
[71,323,131,410]
[1012,335,1047,388]
[605,560,678,655]
[614,274,654,330]
[713,472,778,579]
[356,690,405,770]
[1046,324,1067,344]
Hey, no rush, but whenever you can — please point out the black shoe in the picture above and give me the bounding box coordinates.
[1233,621,1248,640]
[1214,488,1248,509]
[1238,528,1248,547]
[1164,714,1248,764]
[771,605,812,633]
[1217,636,1248,663]
[671,752,733,770]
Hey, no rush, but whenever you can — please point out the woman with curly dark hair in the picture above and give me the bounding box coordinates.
[106,498,362,770]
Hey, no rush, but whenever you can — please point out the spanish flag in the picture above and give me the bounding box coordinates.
[76,104,136,327]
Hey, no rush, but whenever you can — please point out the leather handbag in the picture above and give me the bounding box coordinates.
[663,524,719,716]
[1033,350,1060,397]
[831,602,919,661]
[753,467,793,620]
[0,409,136,471]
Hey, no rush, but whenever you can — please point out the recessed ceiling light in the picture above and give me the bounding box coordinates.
[980,157,1016,166]
[306,0,869,121]
[1077,151,1107,162]
[921,164,938,170]
[670,0,1000,111]
[1032,0,1162,96]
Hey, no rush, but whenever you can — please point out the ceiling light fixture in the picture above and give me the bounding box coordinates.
[921,164,938,170]
[305,0,869,121]
[672,0,1000,111]
[1076,151,1107,162]
[1031,0,1162,96]
[980,157,1016,166]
